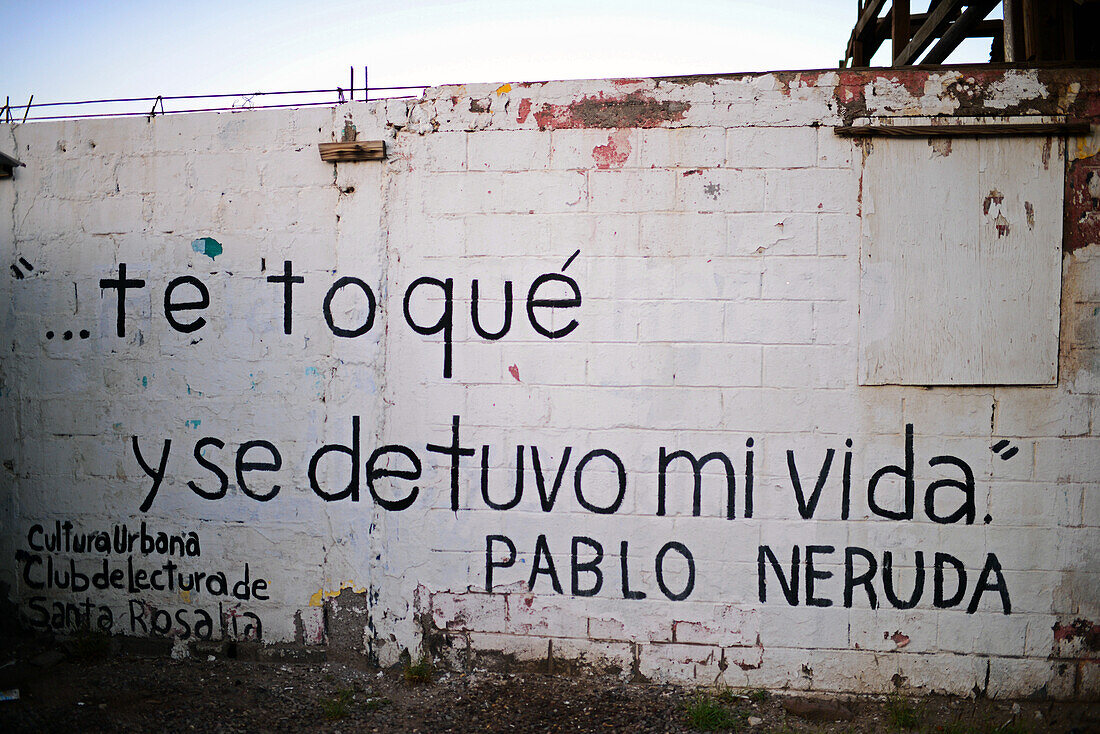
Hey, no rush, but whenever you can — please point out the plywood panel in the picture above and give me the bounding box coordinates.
[859,136,1062,385]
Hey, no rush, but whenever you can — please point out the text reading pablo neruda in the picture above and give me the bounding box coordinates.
[98,259,1012,614]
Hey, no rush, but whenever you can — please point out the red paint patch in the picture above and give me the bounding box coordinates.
[890,631,911,648]
[516,98,532,124]
[983,190,1004,215]
[683,169,702,176]
[1065,151,1100,255]
[592,129,632,169]
[508,364,521,382]
[1053,618,1100,650]
[531,91,689,131]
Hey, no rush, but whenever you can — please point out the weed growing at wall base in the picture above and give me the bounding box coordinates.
[684,691,747,731]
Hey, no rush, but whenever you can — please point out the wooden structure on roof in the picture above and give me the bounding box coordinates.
[843,0,1100,67]
[0,150,23,179]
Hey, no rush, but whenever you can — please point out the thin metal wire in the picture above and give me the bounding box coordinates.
[22,85,430,110]
[19,96,423,122]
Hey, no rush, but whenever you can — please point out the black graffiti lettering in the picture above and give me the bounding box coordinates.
[100,263,147,338]
[189,437,229,500]
[844,546,878,609]
[129,599,148,633]
[194,608,214,640]
[758,545,800,605]
[366,445,421,511]
[744,438,755,519]
[934,552,967,608]
[133,436,171,512]
[174,608,192,640]
[426,415,476,511]
[968,553,1011,614]
[925,455,976,525]
[867,423,915,521]
[805,545,834,607]
[620,541,646,600]
[571,536,604,597]
[151,608,172,636]
[882,550,925,610]
[470,279,513,339]
[657,448,736,519]
[163,275,210,333]
[309,416,360,502]
[530,446,571,512]
[526,272,581,339]
[481,445,522,511]
[655,541,695,601]
[485,534,516,592]
[573,449,626,515]
[529,534,563,594]
[266,259,305,335]
[403,276,454,378]
[788,449,834,520]
[323,276,376,338]
[841,439,853,520]
[235,440,282,501]
[27,596,49,630]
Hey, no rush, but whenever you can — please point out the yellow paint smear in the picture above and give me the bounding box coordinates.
[1072,136,1100,162]
[308,581,366,607]
[495,83,512,96]
[179,590,191,603]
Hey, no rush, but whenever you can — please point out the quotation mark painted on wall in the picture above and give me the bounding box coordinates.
[991,439,1019,460]
[10,257,33,279]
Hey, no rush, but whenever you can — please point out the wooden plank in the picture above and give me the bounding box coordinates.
[876,14,1001,39]
[835,122,1091,138]
[922,0,1001,65]
[891,0,911,63]
[853,0,890,43]
[318,140,386,162]
[1022,0,1042,60]
[894,0,962,65]
[1003,0,1025,62]
[858,136,1062,385]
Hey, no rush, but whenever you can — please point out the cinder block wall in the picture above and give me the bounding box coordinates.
[1,67,1098,698]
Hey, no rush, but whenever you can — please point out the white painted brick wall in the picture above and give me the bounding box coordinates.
[1,68,1096,699]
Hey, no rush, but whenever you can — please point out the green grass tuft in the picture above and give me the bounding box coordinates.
[403,657,434,685]
[684,692,745,731]
[321,689,354,720]
[885,693,922,730]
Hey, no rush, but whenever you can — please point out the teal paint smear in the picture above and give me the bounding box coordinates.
[185,419,201,429]
[191,237,223,260]
[141,376,148,388]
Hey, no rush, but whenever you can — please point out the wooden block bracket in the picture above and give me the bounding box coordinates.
[835,121,1091,138]
[318,140,386,162]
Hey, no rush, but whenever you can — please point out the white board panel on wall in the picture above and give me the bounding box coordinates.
[858,135,1063,385]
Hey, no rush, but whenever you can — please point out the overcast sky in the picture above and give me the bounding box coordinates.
[3,1,995,115]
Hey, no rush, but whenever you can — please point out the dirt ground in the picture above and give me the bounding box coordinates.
[0,632,1096,733]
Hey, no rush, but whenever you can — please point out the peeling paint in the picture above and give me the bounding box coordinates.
[1053,619,1100,651]
[530,91,688,131]
[929,138,952,158]
[1064,151,1100,255]
[516,98,532,124]
[308,581,366,607]
[983,190,1005,216]
[591,129,632,169]
[190,236,222,260]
